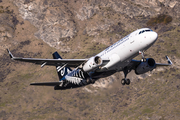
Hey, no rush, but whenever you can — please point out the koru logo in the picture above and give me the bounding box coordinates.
[60,68,65,76]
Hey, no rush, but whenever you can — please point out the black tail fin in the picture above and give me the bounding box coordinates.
[53,52,72,80]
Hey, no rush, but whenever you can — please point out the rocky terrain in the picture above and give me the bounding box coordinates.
[0,0,180,119]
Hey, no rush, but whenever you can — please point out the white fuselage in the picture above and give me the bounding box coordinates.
[97,28,158,71]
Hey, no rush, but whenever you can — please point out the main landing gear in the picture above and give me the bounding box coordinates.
[121,67,131,85]
[121,51,146,85]
[121,79,130,85]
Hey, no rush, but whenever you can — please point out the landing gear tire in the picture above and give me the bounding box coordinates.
[121,79,130,85]
[121,79,126,85]
[126,79,130,85]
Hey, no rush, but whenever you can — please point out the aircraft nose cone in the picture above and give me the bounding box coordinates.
[151,32,158,41]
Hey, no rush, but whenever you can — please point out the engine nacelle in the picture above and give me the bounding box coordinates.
[135,58,156,75]
[83,56,103,72]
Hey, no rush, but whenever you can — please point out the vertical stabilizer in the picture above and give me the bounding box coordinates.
[52,52,72,80]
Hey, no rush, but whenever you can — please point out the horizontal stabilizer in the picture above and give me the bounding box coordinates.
[30,82,61,86]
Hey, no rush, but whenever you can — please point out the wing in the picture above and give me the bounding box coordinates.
[156,56,172,66]
[7,49,87,68]
[127,56,172,70]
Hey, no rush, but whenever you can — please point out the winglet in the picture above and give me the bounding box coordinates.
[156,56,173,67]
[166,56,173,65]
[7,49,14,59]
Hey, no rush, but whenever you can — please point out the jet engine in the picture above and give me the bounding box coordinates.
[83,56,103,72]
[135,58,156,75]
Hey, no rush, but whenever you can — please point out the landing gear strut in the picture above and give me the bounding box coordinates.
[121,67,131,85]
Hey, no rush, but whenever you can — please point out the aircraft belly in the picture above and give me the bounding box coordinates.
[91,70,116,79]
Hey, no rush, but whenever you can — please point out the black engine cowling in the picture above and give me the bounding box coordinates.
[135,58,156,75]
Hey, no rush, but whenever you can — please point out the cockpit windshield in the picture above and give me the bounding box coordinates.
[139,29,153,34]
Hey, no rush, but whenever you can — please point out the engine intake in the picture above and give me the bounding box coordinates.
[135,58,156,75]
[83,56,103,72]
[94,56,102,65]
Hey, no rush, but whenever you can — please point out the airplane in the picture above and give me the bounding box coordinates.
[7,28,172,90]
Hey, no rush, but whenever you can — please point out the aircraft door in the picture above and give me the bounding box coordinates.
[130,34,134,44]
